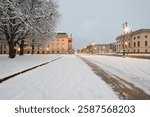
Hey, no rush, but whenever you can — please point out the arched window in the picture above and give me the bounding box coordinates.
[145,41,148,46]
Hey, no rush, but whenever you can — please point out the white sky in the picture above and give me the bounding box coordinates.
[57,0,150,49]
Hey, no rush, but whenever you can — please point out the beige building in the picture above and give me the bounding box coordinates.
[0,40,8,54]
[0,33,73,54]
[94,43,116,53]
[81,43,116,54]
[94,44,111,53]
[116,29,150,54]
[33,33,73,54]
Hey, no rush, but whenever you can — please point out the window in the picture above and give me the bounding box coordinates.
[145,41,148,46]
[134,37,136,40]
[134,42,136,47]
[138,36,140,39]
[138,41,140,47]
[42,51,45,54]
[37,51,40,54]
[145,35,148,38]
[145,49,148,53]
[128,43,130,47]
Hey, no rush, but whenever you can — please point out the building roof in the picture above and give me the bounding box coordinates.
[56,33,68,38]
[57,33,67,35]
[95,44,110,46]
[116,29,150,40]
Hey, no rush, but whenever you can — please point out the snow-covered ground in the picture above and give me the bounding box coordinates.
[81,54,150,95]
[0,54,62,79]
[0,55,118,100]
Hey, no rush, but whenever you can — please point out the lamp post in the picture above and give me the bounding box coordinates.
[46,47,49,54]
[91,42,95,54]
[102,46,106,53]
[122,22,130,57]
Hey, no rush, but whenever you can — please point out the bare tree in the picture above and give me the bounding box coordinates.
[0,0,60,58]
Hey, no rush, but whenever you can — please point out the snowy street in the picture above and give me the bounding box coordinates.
[0,54,150,100]
[80,55,150,97]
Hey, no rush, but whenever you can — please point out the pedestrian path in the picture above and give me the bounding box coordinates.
[0,55,118,100]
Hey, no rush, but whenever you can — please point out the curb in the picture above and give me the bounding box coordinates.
[0,57,63,84]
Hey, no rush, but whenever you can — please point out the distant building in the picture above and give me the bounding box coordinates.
[94,44,111,53]
[81,43,116,54]
[34,33,73,54]
[0,33,73,54]
[116,29,150,54]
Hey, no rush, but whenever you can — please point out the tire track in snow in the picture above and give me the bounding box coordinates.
[0,56,63,84]
[80,57,150,100]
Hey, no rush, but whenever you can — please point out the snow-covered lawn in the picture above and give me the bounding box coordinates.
[81,54,150,95]
[0,54,62,79]
[0,55,118,100]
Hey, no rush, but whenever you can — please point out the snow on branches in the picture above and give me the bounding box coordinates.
[0,0,60,58]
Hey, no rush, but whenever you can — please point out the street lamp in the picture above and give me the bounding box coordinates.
[122,22,130,57]
[46,48,49,51]
[17,48,20,51]
[46,47,49,54]
[91,42,95,54]
[102,46,106,53]
[17,48,20,54]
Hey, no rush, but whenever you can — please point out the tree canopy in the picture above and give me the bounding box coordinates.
[0,0,60,58]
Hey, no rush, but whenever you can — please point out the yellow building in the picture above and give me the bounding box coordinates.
[116,29,150,54]
[0,40,8,54]
[0,33,73,54]
[33,33,73,54]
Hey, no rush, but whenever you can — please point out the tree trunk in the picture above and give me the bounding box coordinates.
[0,43,2,54]
[19,39,24,56]
[8,41,16,58]
[31,39,35,55]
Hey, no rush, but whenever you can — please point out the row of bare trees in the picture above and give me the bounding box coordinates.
[0,0,60,58]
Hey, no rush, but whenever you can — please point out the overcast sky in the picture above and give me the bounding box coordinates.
[57,0,150,49]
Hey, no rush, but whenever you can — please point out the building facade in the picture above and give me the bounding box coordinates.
[81,43,116,54]
[116,29,150,54]
[0,33,73,54]
[94,44,111,53]
[0,40,8,54]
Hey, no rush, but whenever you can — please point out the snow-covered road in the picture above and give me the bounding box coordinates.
[0,55,118,100]
[0,54,150,100]
[80,55,150,97]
